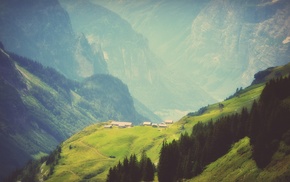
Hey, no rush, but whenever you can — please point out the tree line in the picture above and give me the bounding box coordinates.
[107,152,155,182]
[106,76,290,182]
[157,75,290,181]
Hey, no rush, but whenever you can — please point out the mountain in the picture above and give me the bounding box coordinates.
[0,0,107,80]
[59,0,216,120]
[94,0,210,64]
[0,0,213,120]
[0,46,145,181]
[95,0,290,101]
[14,61,290,181]
[157,75,290,181]
[176,0,290,99]
[2,0,290,121]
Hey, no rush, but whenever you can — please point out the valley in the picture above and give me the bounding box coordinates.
[1,0,290,181]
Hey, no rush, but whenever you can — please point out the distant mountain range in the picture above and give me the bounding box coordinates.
[1,0,290,120]
[0,0,107,80]
[96,0,290,110]
[60,0,216,119]
[3,0,289,120]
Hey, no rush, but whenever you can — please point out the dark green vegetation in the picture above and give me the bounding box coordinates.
[107,153,155,182]
[157,75,290,181]
[0,47,145,181]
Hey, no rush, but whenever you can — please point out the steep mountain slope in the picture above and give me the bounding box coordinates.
[94,0,210,63]
[0,0,107,80]
[26,62,290,182]
[192,137,290,181]
[2,0,289,120]
[176,0,290,99]
[0,47,144,181]
[60,0,216,120]
[96,0,290,101]
[157,74,290,181]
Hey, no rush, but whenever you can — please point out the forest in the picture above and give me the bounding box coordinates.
[157,75,290,181]
[105,75,290,182]
[107,152,155,182]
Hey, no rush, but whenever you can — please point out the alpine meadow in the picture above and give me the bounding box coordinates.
[1,0,290,182]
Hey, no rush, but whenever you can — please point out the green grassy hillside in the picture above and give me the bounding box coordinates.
[41,78,265,181]
[191,137,290,182]
[179,83,264,133]
[15,62,290,181]
[43,123,180,181]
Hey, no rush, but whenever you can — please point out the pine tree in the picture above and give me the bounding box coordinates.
[128,154,141,182]
[249,100,260,144]
[107,167,117,182]
[143,158,155,181]
[157,141,168,182]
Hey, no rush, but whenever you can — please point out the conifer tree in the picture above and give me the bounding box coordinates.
[140,151,155,181]
[143,158,155,181]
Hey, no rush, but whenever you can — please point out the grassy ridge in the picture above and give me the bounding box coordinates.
[179,83,264,134]
[45,82,265,181]
[45,123,182,181]
[45,63,290,181]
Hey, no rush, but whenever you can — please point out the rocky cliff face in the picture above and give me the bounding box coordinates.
[60,0,216,119]
[2,0,288,119]
[97,0,290,102]
[0,0,108,80]
[178,0,290,99]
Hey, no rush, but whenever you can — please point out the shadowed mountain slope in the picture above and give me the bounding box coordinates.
[0,46,145,181]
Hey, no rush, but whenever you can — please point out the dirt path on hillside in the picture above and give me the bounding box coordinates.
[79,141,109,159]
[56,165,82,180]
[67,170,81,180]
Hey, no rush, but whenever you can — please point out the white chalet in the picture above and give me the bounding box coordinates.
[158,123,168,128]
[164,120,173,124]
[111,121,133,128]
[104,124,112,128]
[143,121,152,126]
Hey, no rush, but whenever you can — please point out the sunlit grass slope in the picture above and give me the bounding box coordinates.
[179,83,264,133]
[45,83,265,181]
[191,137,290,182]
[45,122,183,181]
[45,62,290,181]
